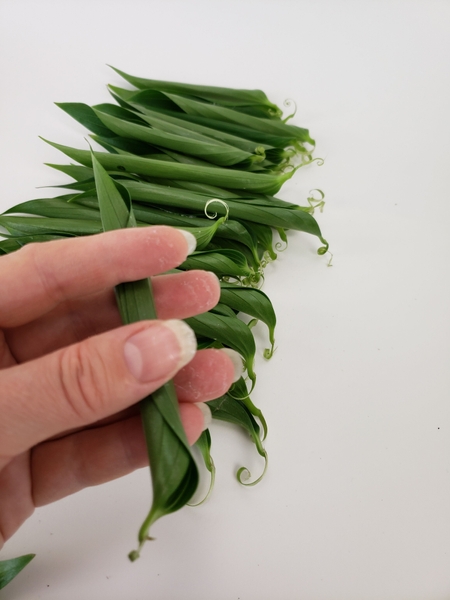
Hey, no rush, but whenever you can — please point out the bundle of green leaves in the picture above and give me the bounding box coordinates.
[0,68,327,563]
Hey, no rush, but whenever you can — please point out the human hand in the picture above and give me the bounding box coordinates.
[0,227,240,547]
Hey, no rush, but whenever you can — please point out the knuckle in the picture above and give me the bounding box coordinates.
[57,341,110,423]
[24,242,66,304]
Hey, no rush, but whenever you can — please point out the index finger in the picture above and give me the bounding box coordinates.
[0,227,195,328]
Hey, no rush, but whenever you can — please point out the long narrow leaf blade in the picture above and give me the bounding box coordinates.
[110,66,280,113]
[42,139,291,195]
[91,150,198,560]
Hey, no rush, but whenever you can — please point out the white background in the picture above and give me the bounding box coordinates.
[1,1,450,598]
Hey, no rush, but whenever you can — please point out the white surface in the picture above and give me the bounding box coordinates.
[1,1,450,598]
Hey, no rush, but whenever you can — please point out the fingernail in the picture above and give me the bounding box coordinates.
[220,348,244,382]
[124,320,197,382]
[194,402,212,430]
[178,230,197,255]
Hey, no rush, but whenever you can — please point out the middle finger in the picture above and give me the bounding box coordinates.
[5,270,219,363]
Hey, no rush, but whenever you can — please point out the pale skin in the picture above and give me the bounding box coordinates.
[0,226,236,549]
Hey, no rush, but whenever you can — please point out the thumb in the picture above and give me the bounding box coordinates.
[0,320,197,461]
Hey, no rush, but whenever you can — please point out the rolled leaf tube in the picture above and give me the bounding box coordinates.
[163,93,313,144]
[91,150,198,561]
[109,66,282,116]
[92,108,262,168]
[42,139,296,195]
[122,101,271,155]
[0,215,102,237]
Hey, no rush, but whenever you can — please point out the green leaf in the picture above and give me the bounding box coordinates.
[180,248,254,280]
[46,162,94,181]
[239,219,277,261]
[185,312,256,389]
[190,429,216,506]
[109,84,182,113]
[143,110,305,149]
[207,392,268,485]
[120,180,328,249]
[219,282,276,357]
[179,218,225,250]
[57,102,115,137]
[210,302,237,318]
[91,150,198,560]
[114,98,272,156]
[4,197,101,221]
[0,215,101,237]
[109,66,281,116]
[164,93,313,145]
[231,376,268,441]
[209,234,263,268]
[0,554,35,590]
[0,235,65,254]
[93,107,259,168]
[42,139,292,195]
[214,220,261,265]
[150,178,243,199]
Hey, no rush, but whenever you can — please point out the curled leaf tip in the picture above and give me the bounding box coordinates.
[307,189,326,214]
[292,157,325,176]
[236,451,268,486]
[282,98,297,123]
[263,344,276,360]
[128,550,140,562]
[317,237,329,256]
[204,198,229,221]
[275,240,288,252]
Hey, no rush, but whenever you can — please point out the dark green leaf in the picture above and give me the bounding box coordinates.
[210,302,237,318]
[207,392,268,485]
[0,215,101,237]
[0,234,66,254]
[146,111,304,149]
[91,133,160,156]
[4,197,101,220]
[109,84,182,113]
[46,162,94,181]
[120,100,272,155]
[164,93,313,144]
[190,429,216,506]
[42,139,292,195]
[91,150,198,560]
[180,248,254,281]
[56,102,115,137]
[93,107,258,167]
[0,554,35,590]
[185,312,256,388]
[219,282,276,357]
[110,66,281,115]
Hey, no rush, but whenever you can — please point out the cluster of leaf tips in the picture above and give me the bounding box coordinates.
[0,67,328,562]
